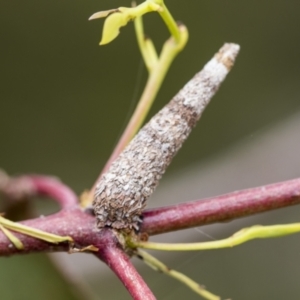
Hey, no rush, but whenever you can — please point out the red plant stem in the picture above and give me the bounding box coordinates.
[0,209,96,256]
[0,174,78,210]
[95,229,156,300]
[1,178,300,299]
[0,210,156,298]
[1,178,300,254]
[29,176,78,209]
[141,178,300,235]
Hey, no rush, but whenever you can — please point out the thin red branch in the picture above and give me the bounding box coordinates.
[1,178,300,255]
[141,178,300,235]
[0,210,155,298]
[1,177,300,300]
[0,208,156,300]
[0,173,78,210]
[95,229,156,300]
[0,209,95,255]
[29,176,78,209]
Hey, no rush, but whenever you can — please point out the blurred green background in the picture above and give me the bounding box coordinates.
[1,0,300,299]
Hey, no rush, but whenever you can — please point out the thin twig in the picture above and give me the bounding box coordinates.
[0,209,94,256]
[0,171,78,210]
[135,223,300,251]
[2,177,300,254]
[137,249,220,300]
[141,177,300,235]
[96,229,156,300]
[89,25,188,201]
[30,176,78,209]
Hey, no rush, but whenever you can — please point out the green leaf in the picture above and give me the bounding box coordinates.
[100,12,128,45]
[90,1,163,45]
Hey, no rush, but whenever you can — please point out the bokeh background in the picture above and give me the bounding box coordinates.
[1,0,300,299]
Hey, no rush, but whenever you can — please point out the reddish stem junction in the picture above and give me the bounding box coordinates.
[1,175,300,299]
